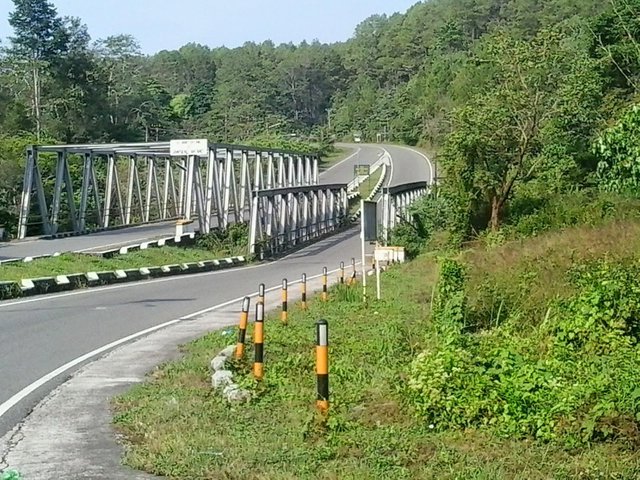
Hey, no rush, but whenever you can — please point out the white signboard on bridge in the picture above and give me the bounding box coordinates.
[170,139,209,157]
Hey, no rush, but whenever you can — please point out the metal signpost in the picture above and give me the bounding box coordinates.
[361,199,377,302]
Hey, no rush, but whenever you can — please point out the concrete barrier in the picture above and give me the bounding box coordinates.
[0,255,248,300]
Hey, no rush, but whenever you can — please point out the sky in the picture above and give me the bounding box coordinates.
[0,0,418,54]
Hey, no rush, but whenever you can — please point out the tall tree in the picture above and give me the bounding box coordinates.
[441,29,602,231]
[94,34,143,139]
[7,0,67,139]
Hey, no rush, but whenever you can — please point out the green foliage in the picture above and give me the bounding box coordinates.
[388,222,426,260]
[195,223,249,256]
[502,190,640,240]
[0,470,22,480]
[410,258,640,446]
[432,258,467,334]
[596,105,640,194]
[0,133,38,234]
[440,28,602,232]
[243,133,332,157]
[7,0,66,60]
[388,189,472,257]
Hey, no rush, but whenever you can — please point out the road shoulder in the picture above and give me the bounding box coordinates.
[0,274,330,479]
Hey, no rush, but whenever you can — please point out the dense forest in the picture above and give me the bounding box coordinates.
[1,0,640,238]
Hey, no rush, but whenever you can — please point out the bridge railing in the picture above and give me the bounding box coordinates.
[249,183,349,258]
[381,181,429,243]
[17,141,320,239]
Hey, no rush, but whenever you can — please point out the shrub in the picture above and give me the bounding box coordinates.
[501,190,640,240]
[408,258,640,446]
[195,223,249,256]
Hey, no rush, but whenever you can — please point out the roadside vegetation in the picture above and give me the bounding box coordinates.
[357,167,384,200]
[0,225,248,282]
[110,0,640,477]
[114,199,640,478]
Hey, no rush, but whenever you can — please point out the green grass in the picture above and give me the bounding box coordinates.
[319,146,353,171]
[113,218,640,479]
[358,167,383,200]
[0,245,243,282]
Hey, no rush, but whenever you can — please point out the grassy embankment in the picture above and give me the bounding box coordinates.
[0,227,248,282]
[113,196,640,479]
[358,167,384,200]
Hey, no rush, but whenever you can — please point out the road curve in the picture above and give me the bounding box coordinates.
[0,144,430,438]
[382,144,433,187]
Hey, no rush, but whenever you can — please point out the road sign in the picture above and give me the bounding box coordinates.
[374,246,406,264]
[169,139,209,157]
[362,200,377,242]
[354,164,370,177]
[360,199,378,303]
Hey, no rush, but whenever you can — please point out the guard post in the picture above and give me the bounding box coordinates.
[281,279,288,324]
[322,267,328,301]
[301,273,308,310]
[253,301,265,380]
[316,319,329,414]
[235,296,251,359]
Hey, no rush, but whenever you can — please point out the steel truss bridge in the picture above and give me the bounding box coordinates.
[17,141,353,256]
[18,140,429,256]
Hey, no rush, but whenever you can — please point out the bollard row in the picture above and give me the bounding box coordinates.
[232,263,353,410]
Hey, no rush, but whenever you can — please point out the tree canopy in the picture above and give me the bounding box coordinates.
[2,0,640,236]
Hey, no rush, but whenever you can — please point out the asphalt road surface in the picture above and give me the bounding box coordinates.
[0,144,432,437]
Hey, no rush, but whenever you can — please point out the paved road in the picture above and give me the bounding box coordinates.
[0,222,182,261]
[0,144,431,438]
[321,144,386,184]
[383,144,433,187]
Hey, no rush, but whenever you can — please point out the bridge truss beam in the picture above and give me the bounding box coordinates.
[17,142,320,239]
[381,181,429,244]
[249,183,348,257]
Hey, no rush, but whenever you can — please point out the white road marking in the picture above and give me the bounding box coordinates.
[388,145,435,183]
[0,265,356,420]
[0,262,271,309]
[320,147,362,174]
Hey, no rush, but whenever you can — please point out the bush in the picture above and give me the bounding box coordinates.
[595,104,640,194]
[195,223,249,256]
[244,133,334,157]
[501,190,640,240]
[387,192,466,258]
[0,471,22,480]
[388,223,425,260]
[408,258,640,446]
